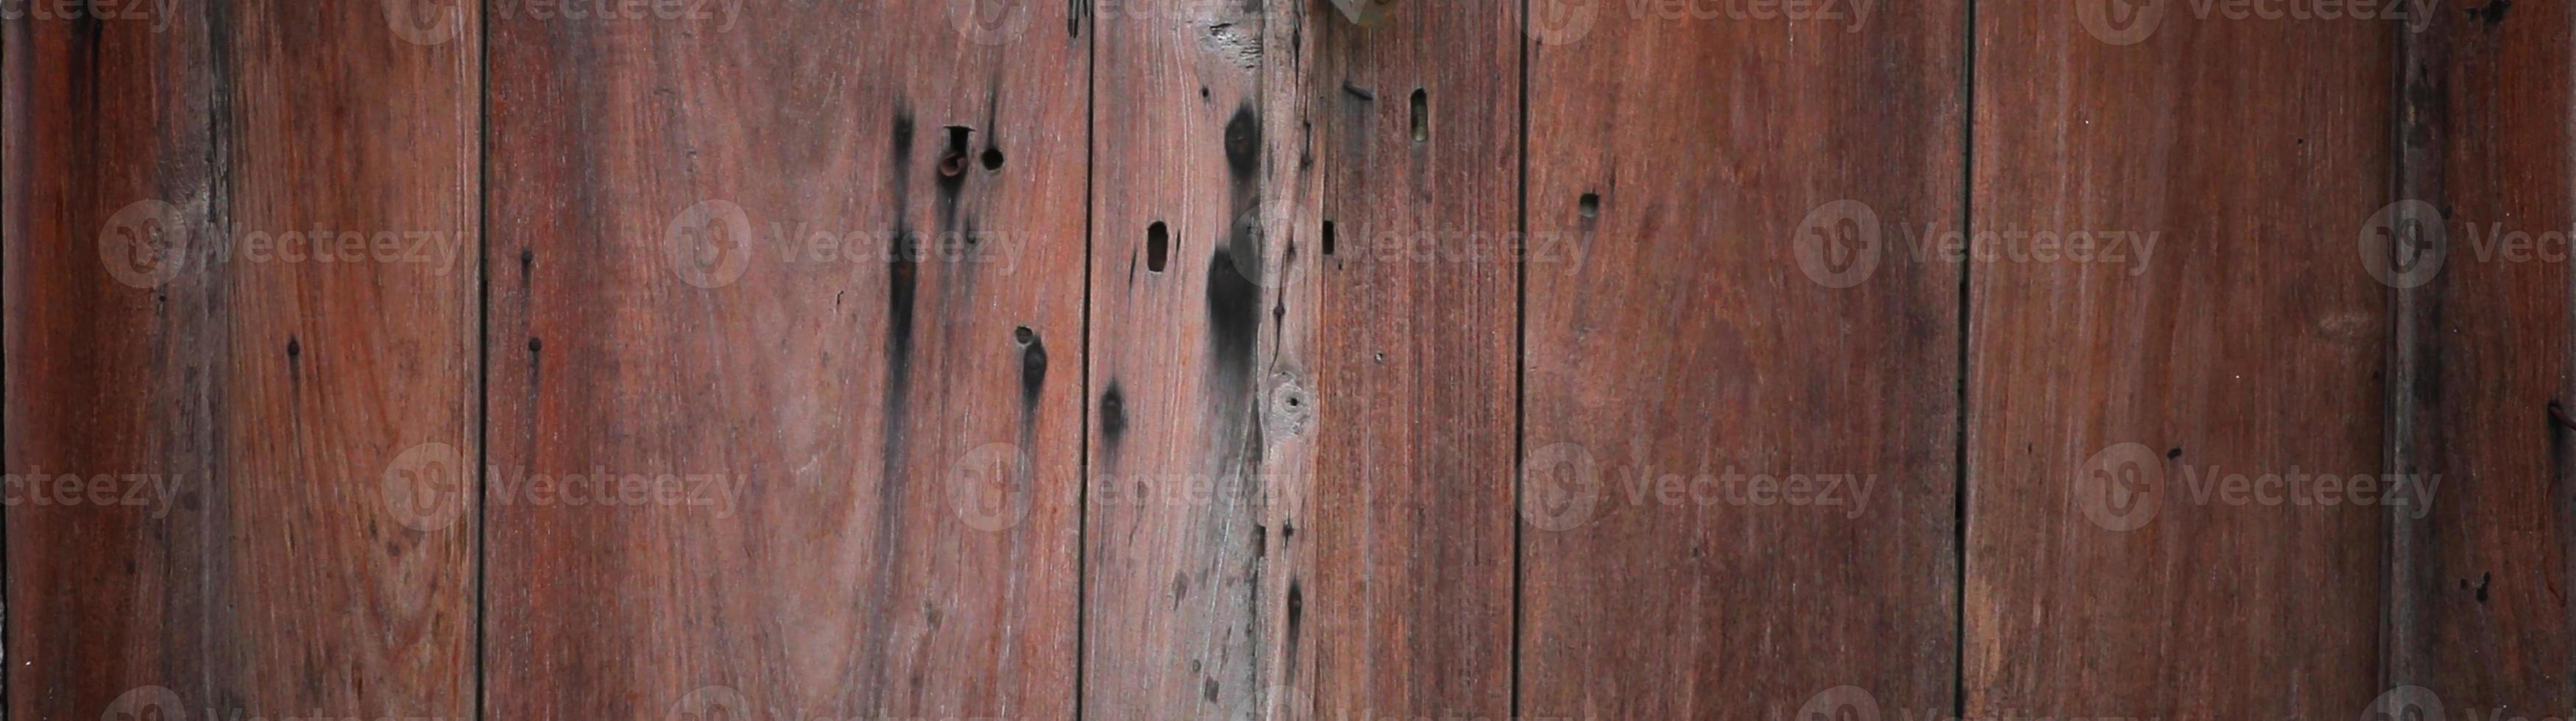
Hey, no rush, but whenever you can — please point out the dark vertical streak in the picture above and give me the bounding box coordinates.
[474,4,492,719]
[1510,0,1531,715]
[1953,1,1976,717]
[859,109,921,714]
[2385,4,2448,692]
[1076,4,1097,715]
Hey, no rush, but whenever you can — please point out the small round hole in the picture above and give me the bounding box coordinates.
[1578,193,1601,219]
[1014,326,1036,345]
[981,147,1005,171]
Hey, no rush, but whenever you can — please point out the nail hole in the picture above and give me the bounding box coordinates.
[1409,88,1429,143]
[1147,221,1170,273]
[1014,326,1036,346]
[1579,193,1600,219]
[528,338,543,353]
[981,146,1005,171]
[286,338,301,358]
[1321,220,1337,256]
[940,126,973,177]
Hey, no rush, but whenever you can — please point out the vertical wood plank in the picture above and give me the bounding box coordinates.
[1082,0,1322,715]
[4,1,480,718]
[484,3,1086,717]
[1967,5,2392,718]
[2388,1,2576,709]
[1518,2,1964,717]
[1309,0,1518,717]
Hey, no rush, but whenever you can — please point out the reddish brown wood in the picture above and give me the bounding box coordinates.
[1082,0,1325,714]
[1518,3,1965,717]
[483,4,1086,717]
[2388,0,2576,709]
[1307,1,1519,717]
[4,2,480,718]
[1967,4,2392,718]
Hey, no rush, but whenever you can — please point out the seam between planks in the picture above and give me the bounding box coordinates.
[1953,1,1976,719]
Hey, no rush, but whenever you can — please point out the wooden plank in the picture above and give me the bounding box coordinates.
[1307,0,1518,717]
[4,2,480,718]
[2388,1,2576,709]
[1966,5,2391,718]
[482,3,1086,717]
[1518,3,1964,717]
[1081,0,1322,715]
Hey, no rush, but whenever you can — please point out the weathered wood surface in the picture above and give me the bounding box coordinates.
[1082,0,1321,714]
[2388,1,2576,711]
[483,2,1086,717]
[5,2,481,718]
[10,1,2576,718]
[1309,0,1519,718]
[1518,1,1965,718]
[1967,4,2393,718]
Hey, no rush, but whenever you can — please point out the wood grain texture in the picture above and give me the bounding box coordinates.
[1967,4,2391,718]
[1083,0,1322,714]
[1308,0,1518,717]
[483,3,1086,717]
[4,1,480,718]
[1518,2,1964,717]
[2388,0,2576,709]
